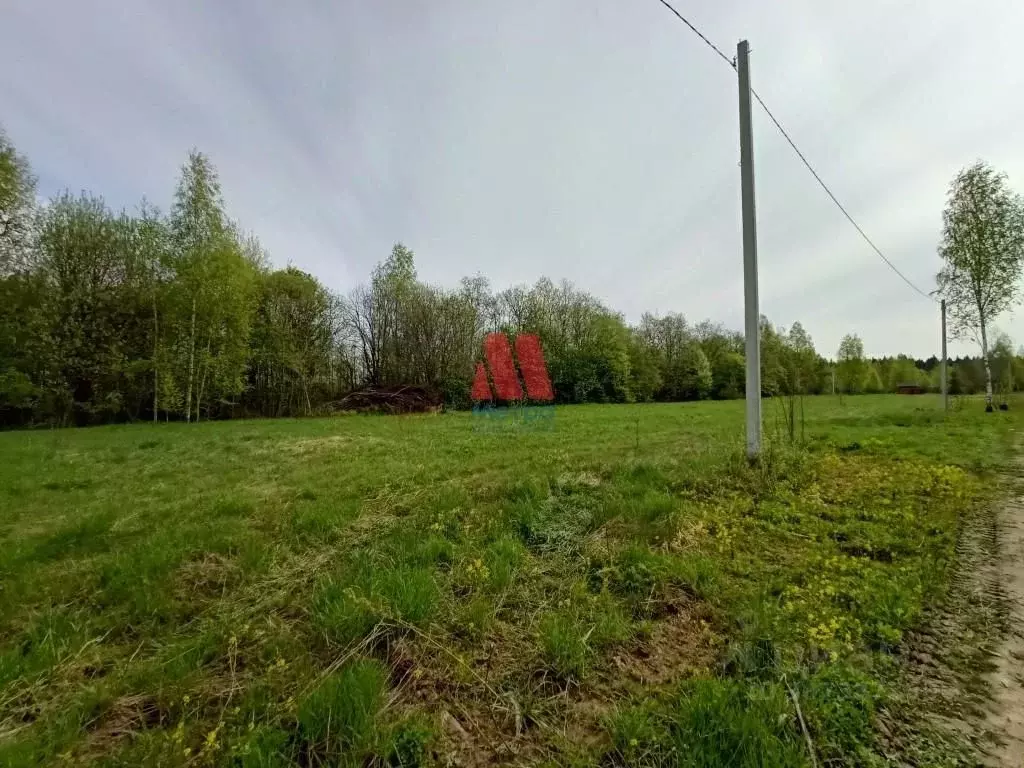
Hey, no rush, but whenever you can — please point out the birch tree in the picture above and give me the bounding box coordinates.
[118,203,169,420]
[837,334,867,395]
[0,127,37,276]
[168,151,257,421]
[936,161,1024,410]
[169,152,221,420]
[250,267,336,415]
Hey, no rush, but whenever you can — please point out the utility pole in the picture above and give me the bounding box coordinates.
[737,40,761,459]
[941,299,948,412]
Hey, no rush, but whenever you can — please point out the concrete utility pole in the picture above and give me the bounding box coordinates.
[941,299,948,412]
[737,40,761,459]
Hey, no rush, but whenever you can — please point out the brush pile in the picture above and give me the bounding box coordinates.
[331,385,443,414]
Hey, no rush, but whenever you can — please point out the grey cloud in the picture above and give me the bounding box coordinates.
[4,0,1024,359]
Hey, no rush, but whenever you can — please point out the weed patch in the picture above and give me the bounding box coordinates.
[608,679,806,767]
[313,557,438,648]
[298,658,388,761]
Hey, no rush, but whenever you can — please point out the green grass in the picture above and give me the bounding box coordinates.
[609,679,807,767]
[0,395,1018,765]
[297,659,388,763]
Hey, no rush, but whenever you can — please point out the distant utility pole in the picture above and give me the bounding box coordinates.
[941,299,948,412]
[737,40,761,459]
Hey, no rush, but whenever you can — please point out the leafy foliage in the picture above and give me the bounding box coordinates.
[937,161,1024,404]
[0,127,36,275]
[2,129,1023,426]
[837,334,868,395]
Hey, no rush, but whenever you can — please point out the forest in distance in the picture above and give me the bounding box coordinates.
[0,132,1017,427]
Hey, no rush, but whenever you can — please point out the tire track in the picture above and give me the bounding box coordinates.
[877,468,1009,765]
[984,453,1024,766]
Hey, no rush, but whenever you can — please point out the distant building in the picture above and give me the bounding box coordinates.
[896,383,925,395]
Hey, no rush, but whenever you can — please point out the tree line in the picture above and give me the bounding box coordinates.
[0,132,1019,426]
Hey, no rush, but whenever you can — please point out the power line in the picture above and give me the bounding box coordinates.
[651,0,937,304]
[748,88,936,303]
[652,0,734,69]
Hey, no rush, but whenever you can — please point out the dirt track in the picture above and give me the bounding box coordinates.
[985,452,1024,766]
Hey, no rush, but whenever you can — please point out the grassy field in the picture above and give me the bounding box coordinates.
[0,395,1019,766]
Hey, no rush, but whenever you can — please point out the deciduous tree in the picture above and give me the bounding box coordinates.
[0,127,36,275]
[168,151,258,421]
[837,334,867,395]
[936,161,1024,409]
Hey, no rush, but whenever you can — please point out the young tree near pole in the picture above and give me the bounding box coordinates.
[936,161,1024,411]
[991,331,1015,407]
[836,333,867,396]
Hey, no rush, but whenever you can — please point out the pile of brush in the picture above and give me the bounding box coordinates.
[331,385,443,414]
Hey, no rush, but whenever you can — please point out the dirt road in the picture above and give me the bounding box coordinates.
[986,457,1024,767]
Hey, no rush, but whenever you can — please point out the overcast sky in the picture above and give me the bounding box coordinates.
[4,1,1024,359]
